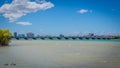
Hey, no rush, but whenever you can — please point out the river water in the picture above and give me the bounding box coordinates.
[0,40,120,68]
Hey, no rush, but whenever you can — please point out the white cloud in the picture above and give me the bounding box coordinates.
[0,0,54,22]
[77,9,92,14]
[16,22,32,25]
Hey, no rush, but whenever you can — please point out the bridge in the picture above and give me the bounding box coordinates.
[12,36,112,40]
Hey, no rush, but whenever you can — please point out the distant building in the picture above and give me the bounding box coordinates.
[18,34,25,38]
[26,32,34,38]
[36,34,40,38]
[59,34,64,37]
[14,32,17,38]
[87,33,94,37]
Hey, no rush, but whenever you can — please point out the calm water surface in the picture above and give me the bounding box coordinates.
[0,40,120,68]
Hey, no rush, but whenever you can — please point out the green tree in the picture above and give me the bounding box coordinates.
[0,29,12,46]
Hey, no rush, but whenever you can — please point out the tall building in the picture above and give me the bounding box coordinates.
[14,32,17,38]
[87,33,94,37]
[26,32,34,38]
[18,34,25,38]
[59,34,64,37]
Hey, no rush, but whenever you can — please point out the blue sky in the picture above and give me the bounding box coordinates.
[0,0,120,35]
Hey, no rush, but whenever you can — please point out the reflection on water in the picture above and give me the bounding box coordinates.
[0,40,120,68]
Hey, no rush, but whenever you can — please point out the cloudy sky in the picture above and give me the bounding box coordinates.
[0,0,120,35]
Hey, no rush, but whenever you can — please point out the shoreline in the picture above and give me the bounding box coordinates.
[9,40,120,47]
[11,39,120,42]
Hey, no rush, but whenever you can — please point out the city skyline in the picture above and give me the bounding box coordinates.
[0,0,120,35]
[13,32,120,40]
